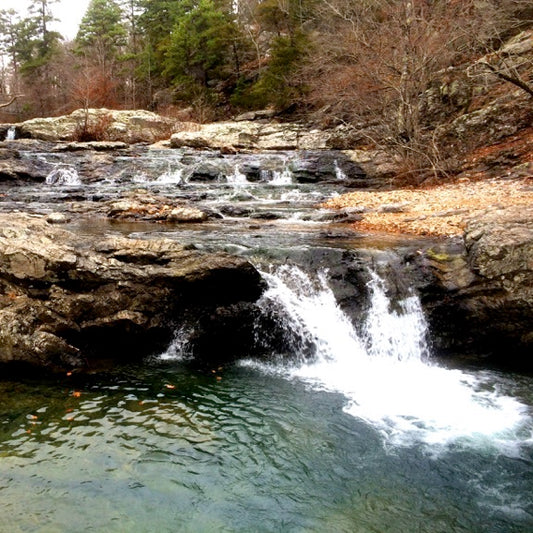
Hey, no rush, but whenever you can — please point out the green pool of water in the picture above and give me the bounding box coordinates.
[0,361,531,533]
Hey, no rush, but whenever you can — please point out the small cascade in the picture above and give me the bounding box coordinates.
[334,160,347,180]
[159,326,193,361]
[246,265,530,450]
[270,167,293,185]
[226,165,248,186]
[45,165,82,186]
[156,167,184,185]
[363,271,430,362]
[5,126,16,141]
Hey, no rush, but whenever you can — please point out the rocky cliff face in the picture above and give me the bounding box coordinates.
[0,214,264,370]
[417,205,533,367]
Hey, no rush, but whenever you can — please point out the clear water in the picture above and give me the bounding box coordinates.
[1,268,531,532]
[0,147,532,531]
[1,362,532,533]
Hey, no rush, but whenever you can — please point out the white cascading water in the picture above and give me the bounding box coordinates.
[334,160,347,180]
[45,165,82,186]
[270,167,293,185]
[5,126,16,141]
[247,265,531,451]
[226,165,248,185]
[155,167,184,185]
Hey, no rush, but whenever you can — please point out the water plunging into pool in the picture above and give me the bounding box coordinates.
[244,266,530,451]
[0,146,531,531]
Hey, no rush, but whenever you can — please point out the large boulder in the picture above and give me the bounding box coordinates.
[170,121,329,151]
[0,214,264,369]
[418,205,533,366]
[16,109,179,143]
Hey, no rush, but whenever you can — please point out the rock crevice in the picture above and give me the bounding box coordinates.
[417,205,533,366]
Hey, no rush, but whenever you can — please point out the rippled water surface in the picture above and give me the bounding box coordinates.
[1,146,532,532]
[1,360,532,533]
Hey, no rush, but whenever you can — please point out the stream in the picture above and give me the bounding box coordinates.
[0,145,532,532]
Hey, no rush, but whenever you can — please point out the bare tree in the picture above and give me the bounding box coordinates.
[304,0,474,178]
[303,0,532,180]
[465,1,533,99]
[0,94,23,108]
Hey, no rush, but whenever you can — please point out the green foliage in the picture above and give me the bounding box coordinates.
[137,0,189,81]
[76,0,126,58]
[163,0,238,88]
[230,77,264,110]
[0,1,61,75]
[0,10,33,65]
[256,0,315,35]
[245,32,310,110]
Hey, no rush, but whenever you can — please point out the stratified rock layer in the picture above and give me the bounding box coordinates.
[0,214,264,369]
[419,205,533,365]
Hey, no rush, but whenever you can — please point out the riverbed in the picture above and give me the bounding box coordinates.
[0,144,531,532]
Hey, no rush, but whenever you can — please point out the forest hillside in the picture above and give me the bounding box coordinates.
[0,0,532,181]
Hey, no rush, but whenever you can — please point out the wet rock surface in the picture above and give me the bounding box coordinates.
[0,213,264,369]
[106,192,209,222]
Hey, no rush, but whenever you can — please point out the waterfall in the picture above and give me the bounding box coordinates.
[45,165,82,186]
[5,126,16,141]
[244,265,530,450]
[334,160,347,180]
[227,165,248,185]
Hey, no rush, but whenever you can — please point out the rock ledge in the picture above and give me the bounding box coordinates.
[0,214,264,369]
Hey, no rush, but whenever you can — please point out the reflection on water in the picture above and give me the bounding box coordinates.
[0,363,532,532]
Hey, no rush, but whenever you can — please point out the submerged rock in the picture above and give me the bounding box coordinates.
[0,214,264,369]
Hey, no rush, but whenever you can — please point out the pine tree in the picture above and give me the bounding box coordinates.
[76,0,126,73]
[75,0,127,108]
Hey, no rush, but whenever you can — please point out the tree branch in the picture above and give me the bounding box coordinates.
[0,95,24,109]
[479,61,533,98]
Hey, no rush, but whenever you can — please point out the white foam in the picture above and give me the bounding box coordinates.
[226,165,248,186]
[5,126,16,141]
[334,160,347,180]
[270,168,292,185]
[159,326,193,361]
[248,265,532,452]
[45,165,81,185]
[155,168,184,184]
